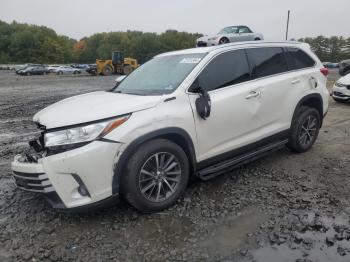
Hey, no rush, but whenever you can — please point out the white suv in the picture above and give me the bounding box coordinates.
[11,42,329,212]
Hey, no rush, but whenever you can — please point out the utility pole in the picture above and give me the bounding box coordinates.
[286,10,290,41]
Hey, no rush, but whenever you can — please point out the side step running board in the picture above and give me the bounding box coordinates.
[197,139,288,180]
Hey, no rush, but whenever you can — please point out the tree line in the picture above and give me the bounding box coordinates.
[0,20,349,65]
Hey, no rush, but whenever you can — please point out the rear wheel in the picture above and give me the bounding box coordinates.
[255,38,261,41]
[57,71,63,75]
[287,106,321,153]
[26,72,30,76]
[123,65,133,75]
[121,139,189,213]
[102,65,113,76]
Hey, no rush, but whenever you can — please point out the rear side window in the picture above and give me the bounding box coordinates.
[285,47,315,70]
[198,50,250,92]
[246,47,288,79]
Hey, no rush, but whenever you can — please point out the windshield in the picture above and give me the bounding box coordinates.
[114,53,206,95]
[218,26,238,35]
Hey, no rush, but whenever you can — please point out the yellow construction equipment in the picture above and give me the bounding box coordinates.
[93,51,138,76]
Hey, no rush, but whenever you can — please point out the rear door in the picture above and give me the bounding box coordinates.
[188,49,262,162]
[283,47,320,121]
[245,47,293,137]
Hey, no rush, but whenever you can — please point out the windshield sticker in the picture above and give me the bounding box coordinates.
[179,57,202,64]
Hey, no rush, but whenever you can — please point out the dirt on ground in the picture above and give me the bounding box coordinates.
[0,70,349,262]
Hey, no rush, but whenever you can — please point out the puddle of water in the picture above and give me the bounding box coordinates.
[252,213,350,262]
[200,208,267,258]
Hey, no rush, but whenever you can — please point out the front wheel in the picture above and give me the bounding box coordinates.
[121,139,189,213]
[219,37,229,45]
[287,106,321,153]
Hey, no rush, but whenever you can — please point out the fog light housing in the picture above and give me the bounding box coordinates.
[72,174,91,197]
[78,185,89,197]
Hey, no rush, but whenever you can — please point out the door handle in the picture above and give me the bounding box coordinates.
[245,90,260,99]
[291,79,301,85]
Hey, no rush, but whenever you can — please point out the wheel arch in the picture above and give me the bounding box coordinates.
[112,127,196,194]
[292,93,324,127]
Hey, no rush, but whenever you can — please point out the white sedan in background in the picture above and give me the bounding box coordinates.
[52,66,81,75]
[332,74,350,102]
[196,25,264,47]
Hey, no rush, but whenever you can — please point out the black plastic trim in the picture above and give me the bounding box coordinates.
[197,130,289,171]
[198,139,288,180]
[292,93,324,126]
[112,127,196,194]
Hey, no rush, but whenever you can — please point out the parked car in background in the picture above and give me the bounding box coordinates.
[322,62,339,69]
[11,41,329,212]
[15,64,44,73]
[196,25,264,47]
[332,74,350,102]
[339,59,350,76]
[86,64,97,74]
[71,64,90,69]
[16,66,50,76]
[47,65,61,72]
[52,66,81,75]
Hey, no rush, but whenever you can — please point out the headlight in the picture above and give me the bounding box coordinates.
[335,81,346,87]
[44,115,130,147]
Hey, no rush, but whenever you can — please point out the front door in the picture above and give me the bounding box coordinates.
[188,49,262,163]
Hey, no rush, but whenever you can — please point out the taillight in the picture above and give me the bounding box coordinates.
[320,67,329,76]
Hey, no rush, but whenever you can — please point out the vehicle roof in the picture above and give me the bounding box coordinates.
[156,41,309,57]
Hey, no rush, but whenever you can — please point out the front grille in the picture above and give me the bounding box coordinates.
[13,171,55,193]
[197,41,207,47]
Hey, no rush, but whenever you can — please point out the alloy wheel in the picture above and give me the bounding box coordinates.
[299,115,318,147]
[138,152,182,203]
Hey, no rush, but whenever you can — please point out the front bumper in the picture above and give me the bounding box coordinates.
[332,85,350,100]
[11,141,123,209]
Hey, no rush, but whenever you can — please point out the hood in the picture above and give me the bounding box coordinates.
[338,74,350,85]
[33,91,162,129]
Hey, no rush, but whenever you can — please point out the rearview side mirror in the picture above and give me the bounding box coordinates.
[190,79,211,120]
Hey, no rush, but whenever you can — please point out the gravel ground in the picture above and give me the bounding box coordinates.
[0,70,349,262]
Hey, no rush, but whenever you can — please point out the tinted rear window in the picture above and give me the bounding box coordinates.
[198,49,250,92]
[246,47,288,79]
[285,47,315,70]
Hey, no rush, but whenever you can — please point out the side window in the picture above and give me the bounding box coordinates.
[239,27,251,33]
[197,50,250,92]
[285,47,315,70]
[246,47,288,79]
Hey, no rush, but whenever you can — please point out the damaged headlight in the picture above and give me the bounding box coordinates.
[44,114,130,147]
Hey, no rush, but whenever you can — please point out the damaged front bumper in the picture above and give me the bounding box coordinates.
[12,154,65,208]
[11,137,123,210]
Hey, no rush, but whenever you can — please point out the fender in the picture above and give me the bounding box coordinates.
[291,93,324,127]
[112,127,196,194]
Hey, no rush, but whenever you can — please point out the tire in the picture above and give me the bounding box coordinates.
[255,38,261,41]
[26,72,30,76]
[287,106,321,153]
[123,65,133,75]
[102,65,113,76]
[219,37,229,45]
[121,139,190,213]
[57,71,63,75]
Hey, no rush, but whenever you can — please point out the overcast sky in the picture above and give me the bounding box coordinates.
[0,0,349,40]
